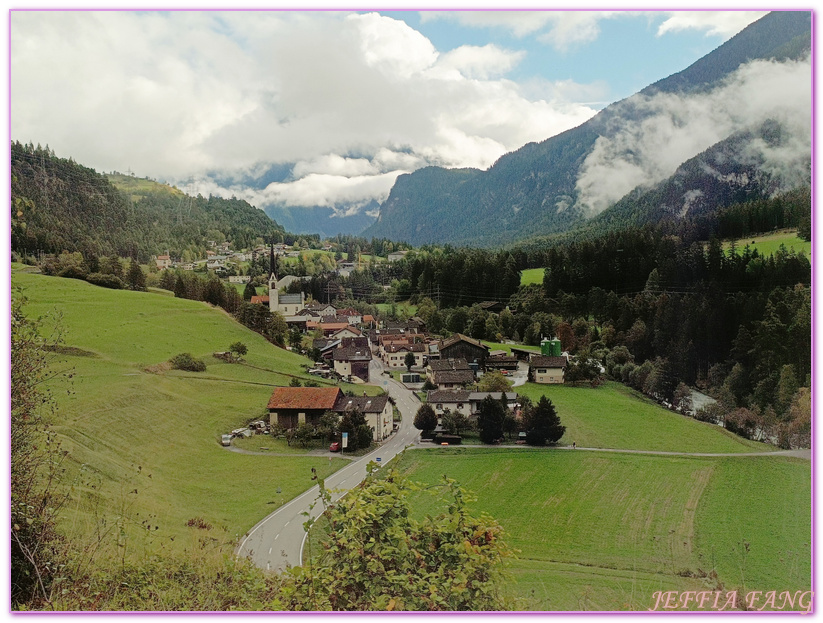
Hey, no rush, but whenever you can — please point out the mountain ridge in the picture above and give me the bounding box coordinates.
[362,10,811,248]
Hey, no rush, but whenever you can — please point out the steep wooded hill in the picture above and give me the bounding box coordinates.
[11,142,284,261]
[363,11,811,247]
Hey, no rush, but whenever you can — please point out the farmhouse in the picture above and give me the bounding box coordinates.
[267,387,344,429]
[530,355,568,384]
[383,342,426,369]
[468,391,519,415]
[332,345,372,382]
[426,389,471,417]
[336,395,393,441]
[266,387,392,441]
[154,254,172,270]
[438,334,489,369]
[431,369,475,389]
[484,354,519,372]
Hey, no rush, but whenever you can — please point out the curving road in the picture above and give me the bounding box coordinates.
[235,358,420,572]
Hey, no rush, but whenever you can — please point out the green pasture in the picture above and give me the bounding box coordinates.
[516,382,771,453]
[520,267,546,286]
[725,229,810,258]
[392,449,810,610]
[376,301,418,317]
[11,270,380,552]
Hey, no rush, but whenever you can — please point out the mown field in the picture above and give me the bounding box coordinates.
[12,269,375,554]
[520,267,545,285]
[724,229,810,258]
[516,382,771,453]
[391,449,811,610]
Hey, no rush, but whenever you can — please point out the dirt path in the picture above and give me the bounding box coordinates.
[407,442,811,460]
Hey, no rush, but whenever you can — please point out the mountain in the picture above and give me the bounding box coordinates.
[264,202,380,238]
[363,10,811,247]
[11,142,284,261]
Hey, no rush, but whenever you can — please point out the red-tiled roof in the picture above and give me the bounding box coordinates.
[250,295,270,305]
[267,387,344,411]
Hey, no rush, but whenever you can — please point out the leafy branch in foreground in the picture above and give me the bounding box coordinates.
[11,294,70,607]
[281,461,514,611]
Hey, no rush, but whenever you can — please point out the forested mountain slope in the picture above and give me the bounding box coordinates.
[11,141,284,261]
[363,11,811,247]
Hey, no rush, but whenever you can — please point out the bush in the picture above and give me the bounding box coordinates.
[170,353,207,372]
[86,272,124,289]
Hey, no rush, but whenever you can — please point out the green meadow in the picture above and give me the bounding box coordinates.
[520,267,546,285]
[724,229,810,258]
[12,270,372,552]
[516,382,771,453]
[392,449,810,610]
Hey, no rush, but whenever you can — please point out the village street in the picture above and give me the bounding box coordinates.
[235,358,420,573]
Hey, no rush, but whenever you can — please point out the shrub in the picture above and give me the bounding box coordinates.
[170,353,207,372]
[86,272,124,289]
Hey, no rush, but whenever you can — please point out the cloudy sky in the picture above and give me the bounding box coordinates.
[11,8,769,220]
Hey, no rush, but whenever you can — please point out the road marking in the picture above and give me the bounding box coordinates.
[269,547,272,554]
[284,520,290,527]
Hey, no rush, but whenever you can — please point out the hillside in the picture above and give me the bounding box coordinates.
[10,268,374,551]
[363,11,811,247]
[11,142,285,261]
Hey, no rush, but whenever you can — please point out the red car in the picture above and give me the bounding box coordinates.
[329,442,341,452]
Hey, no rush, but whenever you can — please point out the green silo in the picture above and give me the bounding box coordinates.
[550,338,562,357]
[540,338,552,356]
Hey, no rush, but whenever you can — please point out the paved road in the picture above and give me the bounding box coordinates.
[235,358,420,573]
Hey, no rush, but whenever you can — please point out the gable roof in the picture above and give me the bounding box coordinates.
[332,346,372,362]
[267,387,344,411]
[426,389,471,403]
[334,394,389,414]
[440,333,489,352]
[432,369,475,384]
[530,355,568,369]
[250,295,270,305]
[427,358,470,372]
[331,325,362,337]
[468,391,518,402]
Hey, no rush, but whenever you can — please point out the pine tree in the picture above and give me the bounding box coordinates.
[524,396,564,445]
[477,396,505,444]
[126,259,146,291]
[243,281,257,301]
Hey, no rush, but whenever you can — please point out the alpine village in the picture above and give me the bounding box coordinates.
[10,10,812,613]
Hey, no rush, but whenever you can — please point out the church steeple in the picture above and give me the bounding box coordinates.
[268,243,278,287]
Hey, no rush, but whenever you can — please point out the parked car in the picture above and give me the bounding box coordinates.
[221,434,233,447]
[329,442,341,452]
[517,431,527,444]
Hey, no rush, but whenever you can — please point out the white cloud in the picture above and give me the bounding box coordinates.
[574,57,811,215]
[421,10,622,51]
[11,10,599,214]
[437,44,524,79]
[657,11,769,38]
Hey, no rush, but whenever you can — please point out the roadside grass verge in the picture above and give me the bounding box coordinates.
[516,382,771,454]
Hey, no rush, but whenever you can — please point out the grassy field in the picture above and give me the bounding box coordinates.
[376,301,418,317]
[11,270,379,554]
[520,268,546,285]
[724,229,810,258]
[391,449,810,610]
[516,382,771,454]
